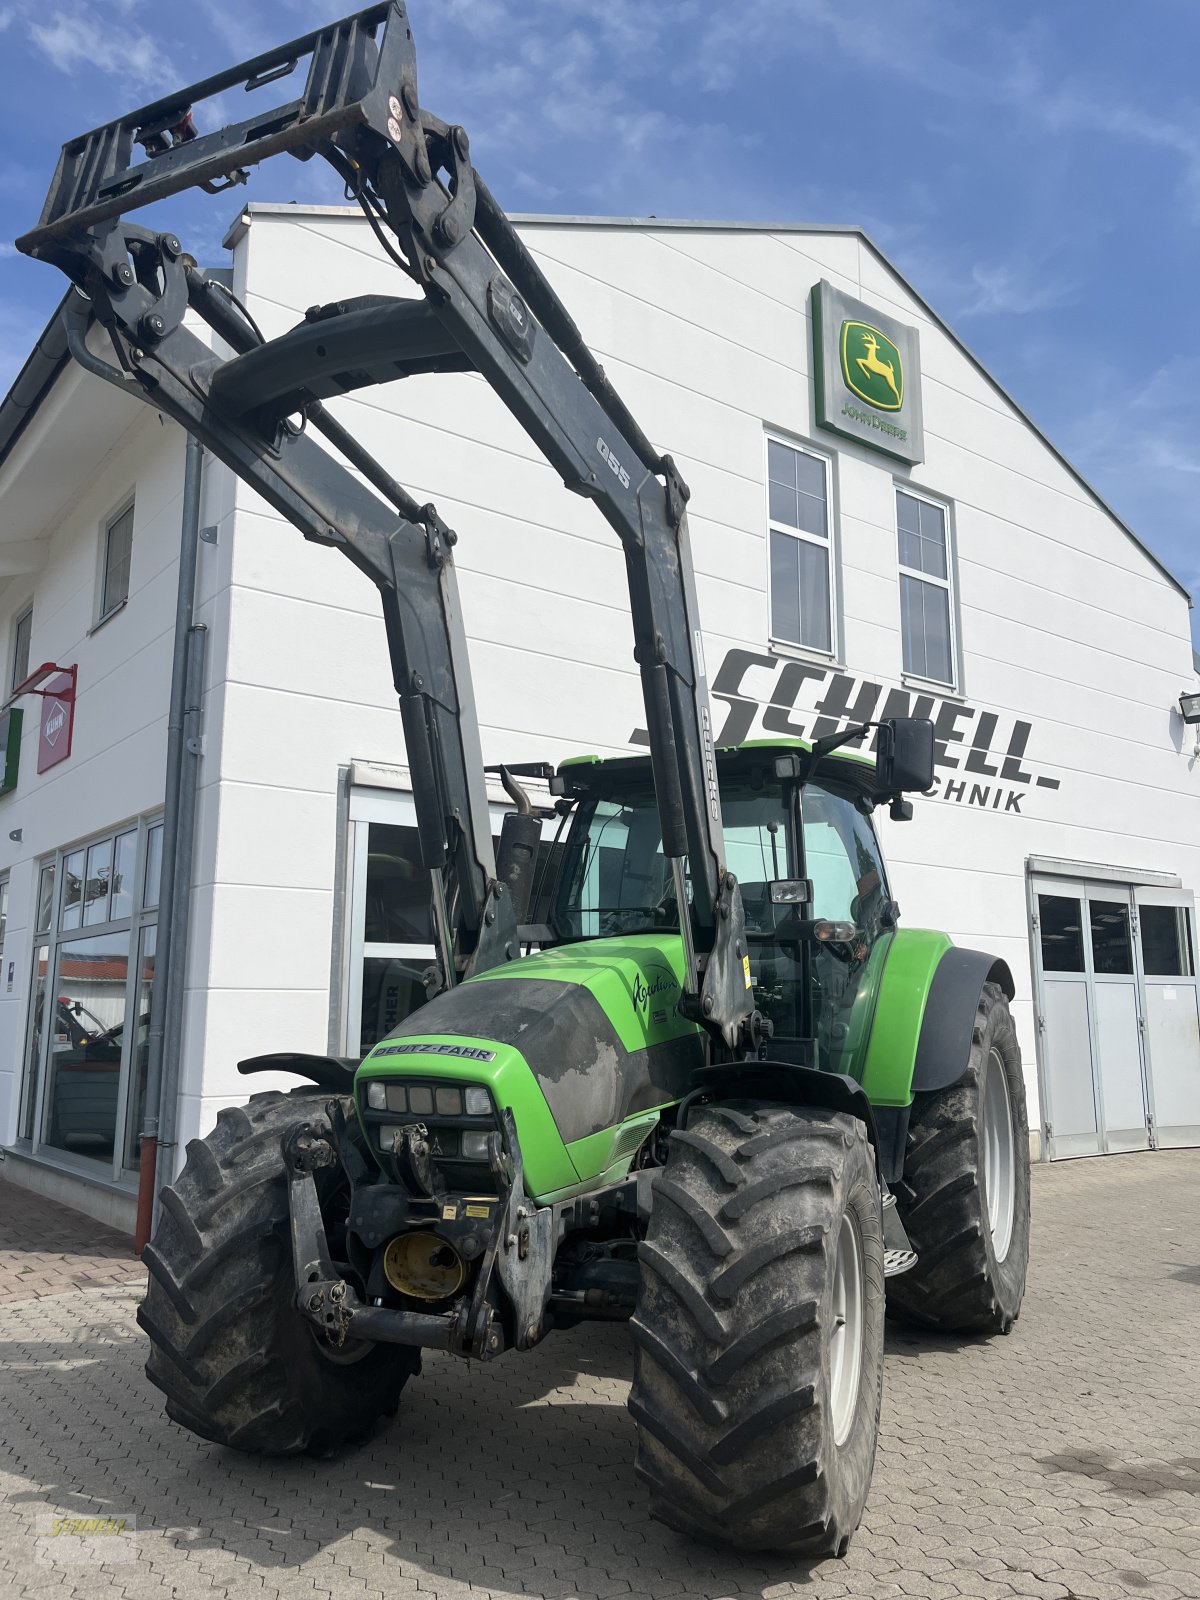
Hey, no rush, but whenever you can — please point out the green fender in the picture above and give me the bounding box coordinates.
[858,931,1014,1108]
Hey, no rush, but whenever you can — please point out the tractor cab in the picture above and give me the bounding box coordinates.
[539,728,930,1079]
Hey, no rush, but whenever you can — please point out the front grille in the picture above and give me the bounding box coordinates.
[359,1076,501,1193]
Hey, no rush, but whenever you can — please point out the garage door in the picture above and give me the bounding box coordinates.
[1135,887,1200,1147]
[1031,875,1200,1158]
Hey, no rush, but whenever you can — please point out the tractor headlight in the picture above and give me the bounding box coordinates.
[360,1077,501,1183]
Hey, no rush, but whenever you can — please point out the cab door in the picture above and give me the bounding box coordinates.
[801,784,892,1077]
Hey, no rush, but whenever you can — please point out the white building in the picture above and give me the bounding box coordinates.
[1,206,1197,1231]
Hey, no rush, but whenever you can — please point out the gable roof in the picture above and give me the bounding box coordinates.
[3,207,1192,609]
[504,213,1191,604]
[0,293,70,471]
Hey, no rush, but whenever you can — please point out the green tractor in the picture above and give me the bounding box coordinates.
[20,2,1029,1557]
[138,737,1028,1556]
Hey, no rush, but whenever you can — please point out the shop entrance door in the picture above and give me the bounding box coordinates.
[1032,877,1150,1158]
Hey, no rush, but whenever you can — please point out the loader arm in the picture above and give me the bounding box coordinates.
[17,0,754,1049]
[50,252,516,991]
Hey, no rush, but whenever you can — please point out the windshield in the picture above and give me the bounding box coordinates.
[554,776,888,944]
[554,781,795,940]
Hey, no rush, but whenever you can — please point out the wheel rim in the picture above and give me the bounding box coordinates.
[830,1208,864,1448]
[982,1047,1016,1264]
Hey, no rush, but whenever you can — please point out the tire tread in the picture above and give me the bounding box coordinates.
[887,983,1031,1334]
[629,1103,884,1556]
[139,1089,416,1455]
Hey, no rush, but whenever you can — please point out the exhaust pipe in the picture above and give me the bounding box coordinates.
[494,766,541,925]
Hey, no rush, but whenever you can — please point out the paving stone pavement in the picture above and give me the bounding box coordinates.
[0,1150,1197,1600]
[0,1176,143,1301]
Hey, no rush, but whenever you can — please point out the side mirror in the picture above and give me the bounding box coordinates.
[876,717,935,794]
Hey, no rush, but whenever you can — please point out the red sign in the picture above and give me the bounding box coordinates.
[37,672,75,774]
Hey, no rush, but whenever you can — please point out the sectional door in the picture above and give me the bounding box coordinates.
[1032,876,1200,1158]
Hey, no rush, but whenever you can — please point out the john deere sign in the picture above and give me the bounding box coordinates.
[812,281,923,465]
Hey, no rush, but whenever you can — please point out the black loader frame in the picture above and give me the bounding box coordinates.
[18,0,754,1050]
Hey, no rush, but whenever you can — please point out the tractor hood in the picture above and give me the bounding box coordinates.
[357,935,704,1199]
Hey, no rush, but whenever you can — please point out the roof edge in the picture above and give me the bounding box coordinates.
[849,234,1191,606]
[227,201,863,235]
[0,293,71,478]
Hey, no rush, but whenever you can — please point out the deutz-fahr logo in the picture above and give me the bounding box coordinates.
[841,321,903,411]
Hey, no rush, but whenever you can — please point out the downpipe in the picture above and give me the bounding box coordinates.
[135,433,206,1253]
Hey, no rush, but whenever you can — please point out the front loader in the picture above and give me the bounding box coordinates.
[19,2,1030,1557]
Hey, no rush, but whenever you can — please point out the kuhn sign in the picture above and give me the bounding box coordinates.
[37,672,75,774]
[631,647,1061,815]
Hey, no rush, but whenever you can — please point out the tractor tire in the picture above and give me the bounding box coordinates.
[629,1104,885,1557]
[138,1089,418,1454]
[887,982,1030,1335]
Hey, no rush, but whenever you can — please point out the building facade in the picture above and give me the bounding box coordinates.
[1,207,1197,1230]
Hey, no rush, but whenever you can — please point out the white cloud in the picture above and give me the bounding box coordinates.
[1056,356,1200,604]
[958,261,1079,319]
[674,1,1200,214]
[411,1,749,211]
[26,4,178,90]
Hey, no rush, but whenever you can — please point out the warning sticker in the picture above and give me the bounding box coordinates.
[742,955,752,989]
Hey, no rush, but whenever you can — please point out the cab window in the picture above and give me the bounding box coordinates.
[802,786,889,939]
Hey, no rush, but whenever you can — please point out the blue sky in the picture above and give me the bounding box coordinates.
[1,0,1198,647]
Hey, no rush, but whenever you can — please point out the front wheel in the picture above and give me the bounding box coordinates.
[628,1104,885,1557]
[138,1090,418,1453]
[887,982,1031,1334]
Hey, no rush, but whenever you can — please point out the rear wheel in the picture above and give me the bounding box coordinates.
[887,982,1030,1334]
[629,1104,884,1557]
[138,1089,418,1453]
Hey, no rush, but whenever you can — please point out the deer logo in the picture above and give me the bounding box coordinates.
[840,320,904,411]
[857,333,899,401]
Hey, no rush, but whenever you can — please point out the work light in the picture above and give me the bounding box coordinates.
[1180,691,1200,724]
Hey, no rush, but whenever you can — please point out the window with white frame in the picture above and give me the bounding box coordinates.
[766,436,834,654]
[896,488,957,687]
[18,818,162,1178]
[343,790,562,1057]
[100,502,134,620]
[11,606,32,692]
